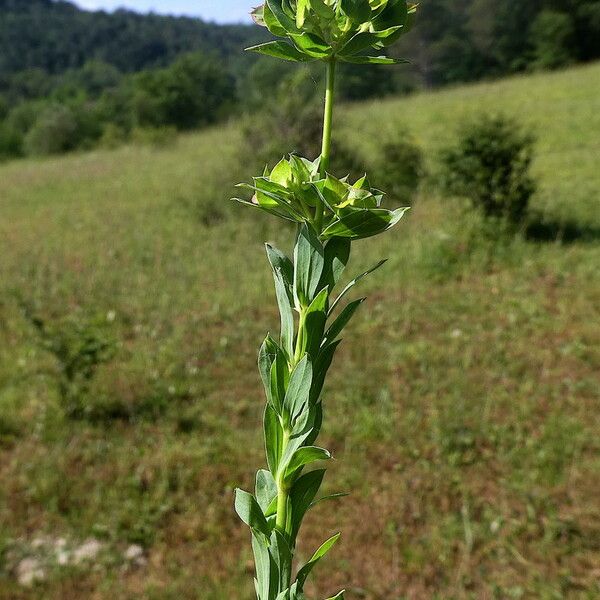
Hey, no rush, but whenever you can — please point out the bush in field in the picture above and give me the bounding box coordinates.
[0,122,23,159]
[19,304,117,419]
[440,113,536,230]
[24,104,79,156]
[132,52,236,131]
[371,132,424,205]
[531,10,575,70]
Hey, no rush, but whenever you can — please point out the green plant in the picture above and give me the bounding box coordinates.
[369,131,424,205]
[18,301,117,419]
[440,113,536,231]
[233,2,417,598]
[530,10,575,70]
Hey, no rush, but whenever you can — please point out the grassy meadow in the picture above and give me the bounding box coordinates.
[0,62,599,599]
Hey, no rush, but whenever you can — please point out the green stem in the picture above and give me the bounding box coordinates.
[315,59,336,232]
[293,309,306,366]
[275,430,291,533]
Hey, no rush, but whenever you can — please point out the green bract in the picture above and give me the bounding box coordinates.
[235,154,409,240]
[234,2,417,599]
[249,0,417,64]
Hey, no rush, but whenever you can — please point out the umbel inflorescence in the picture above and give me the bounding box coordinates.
[233,2,417,599]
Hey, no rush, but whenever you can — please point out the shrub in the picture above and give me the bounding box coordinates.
[18,302,117,419]
[24,104,78,156]
[132,52,236,131]
[530,10,575,70]
[440,113,536,230]
[370,132,424,205]
[0,122,23,159]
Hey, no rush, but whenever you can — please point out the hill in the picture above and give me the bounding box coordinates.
[1,0,600,164]
[0,64,599,599]
[0,0,264,76]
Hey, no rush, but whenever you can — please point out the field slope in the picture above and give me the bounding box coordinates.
[0,64,599,599]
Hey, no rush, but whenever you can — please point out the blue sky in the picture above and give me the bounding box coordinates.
[74,1,253,24]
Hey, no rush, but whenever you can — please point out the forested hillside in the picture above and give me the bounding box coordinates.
[1,63,599,599]
[0,0,599,162]
[0,0,265,76]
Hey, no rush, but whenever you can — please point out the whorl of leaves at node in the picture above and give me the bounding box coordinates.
[249,0,417,65]
[235,154,409,240]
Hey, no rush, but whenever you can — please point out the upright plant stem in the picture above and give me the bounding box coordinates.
[315,59,337,232]
[276,429,291,534]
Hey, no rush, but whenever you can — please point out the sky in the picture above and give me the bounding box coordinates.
[74,1,253,24]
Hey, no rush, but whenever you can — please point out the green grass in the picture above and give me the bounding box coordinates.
[0,63,599,599]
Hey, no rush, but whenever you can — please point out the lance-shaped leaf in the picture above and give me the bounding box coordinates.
[310,341,340,403]
[295,533,341,590]
[266,244,294,289]
[252,532,277,600]
[270,345,290,413]
[340,0,372,22]
[310,491,349,508]
[329,260,387,315]
[296,0,308,27]
[322,206,409,239]
[264,404,284,474]
[234,197,301,223]
[294,224,325,307]
[235,489,271,538]
[266,0,300,33]
[339,55,410,65]
[318,237,351,292]
[272,267,295,359]
[283,355,313,426]
[303,400,323,446]
[270,530,293,594]
[236,183,304,222]
[279,404,323,476]
[309,0,335,19]
[247,40,316,62]
[325,592,345,600]
[259,335,280,403]
[323,298,365,345]
[338,31,379,56]
[290,32,332,58]
[275,581,301,600]
[375,24,406,47]
[270,157,293,185]
[285,446,331,479]
[257,1,288,36]
[290,469,326,542]
[372,0,409,31]
[319,173,349,212]
[255,469,278,514]
[303,287,329,360]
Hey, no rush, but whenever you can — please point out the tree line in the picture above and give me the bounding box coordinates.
[0,0,598,160]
